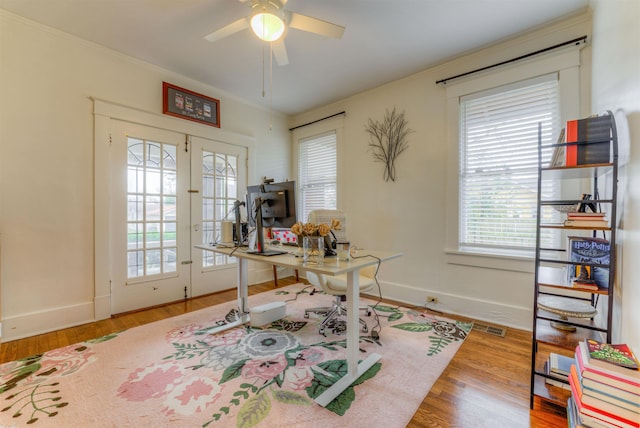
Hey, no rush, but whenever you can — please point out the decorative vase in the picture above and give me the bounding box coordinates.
[302,236,324,266]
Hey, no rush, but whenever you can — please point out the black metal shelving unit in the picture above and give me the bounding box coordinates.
[529,111,619,410]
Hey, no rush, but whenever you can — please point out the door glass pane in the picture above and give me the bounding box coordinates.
[201,151,239,267]
[127,138,179,278]
[146,196,161,221]
[163,196,176,221]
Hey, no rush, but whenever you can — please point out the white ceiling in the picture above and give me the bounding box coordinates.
[0,0,589,115]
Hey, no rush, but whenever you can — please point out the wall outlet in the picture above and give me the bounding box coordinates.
[426,296,438,304]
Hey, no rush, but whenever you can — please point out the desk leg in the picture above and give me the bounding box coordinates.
[314,270,381,407]
[346,270,359,377]
[204,258,250,335]
[237,257,249,314]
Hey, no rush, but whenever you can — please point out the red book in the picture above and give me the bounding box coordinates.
[569,365,640,428]
[566,119,578,166]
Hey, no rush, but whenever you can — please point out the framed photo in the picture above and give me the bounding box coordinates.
[162,82,220,128]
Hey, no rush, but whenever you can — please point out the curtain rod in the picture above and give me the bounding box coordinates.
[289,111,346,131]
[435,35,588,86]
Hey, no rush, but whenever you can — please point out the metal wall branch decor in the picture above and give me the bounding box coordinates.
[365,107,413,182]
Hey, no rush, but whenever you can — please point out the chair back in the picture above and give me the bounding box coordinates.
[308,209,347,242]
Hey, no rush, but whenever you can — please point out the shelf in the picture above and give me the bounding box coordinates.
[534,319,606,349]
[531,112,617,411]
[537,266,610,295]
[533,375,571,408]
[539,198,614,206]
[539,223,611,231]
[540,163,614,180]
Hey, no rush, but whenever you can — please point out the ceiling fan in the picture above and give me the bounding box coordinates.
[203,0,345,66]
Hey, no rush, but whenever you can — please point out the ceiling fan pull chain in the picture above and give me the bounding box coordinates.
[262,42,266,98]
[269,41,274,130]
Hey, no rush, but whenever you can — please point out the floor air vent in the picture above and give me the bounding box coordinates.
[472,323,506,337]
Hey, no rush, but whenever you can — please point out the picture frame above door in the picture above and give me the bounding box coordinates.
[162,82,220,128]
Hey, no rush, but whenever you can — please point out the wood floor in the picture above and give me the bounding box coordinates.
[0,277,568,427]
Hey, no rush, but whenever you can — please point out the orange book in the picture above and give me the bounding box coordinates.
[565,119,578,166]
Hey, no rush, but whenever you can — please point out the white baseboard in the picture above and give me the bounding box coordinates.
[1,273,532,343]
[2,301,95,342]
[94,293,111,321]
[363,280,532,331]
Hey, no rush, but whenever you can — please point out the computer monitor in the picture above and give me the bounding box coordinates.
[245,180,297,255]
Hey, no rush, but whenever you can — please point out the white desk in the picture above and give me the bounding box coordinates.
[195,243,401,407]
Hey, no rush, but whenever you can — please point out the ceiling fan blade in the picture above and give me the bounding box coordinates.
[204,18,249,43]
[272,39,289,66]
[288,12,345,39]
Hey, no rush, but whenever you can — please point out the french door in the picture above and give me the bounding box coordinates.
[109,120,246,314]
[190,135,247,296]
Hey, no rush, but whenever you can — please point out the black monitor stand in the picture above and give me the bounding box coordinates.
[233,200,244,246]
[247,196,287,256]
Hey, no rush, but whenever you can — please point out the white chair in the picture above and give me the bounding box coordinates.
[303,209,376,335]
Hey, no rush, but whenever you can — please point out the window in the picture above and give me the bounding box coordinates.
[459,74,561,255]
[297,131,337,222]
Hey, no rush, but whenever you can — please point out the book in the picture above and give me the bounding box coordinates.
[567,236,611,289]
[549,128,566,167]
[587,339,640,371]
[568,397,611,428]
[567,212,607,219]
[543,359,571,390]
[565,115,612,166]
[570,365,640,426]
[582,375,639,404]
[582,378,640,412]
[567,211,606,218]
[572,279,600,291]
[546,376,572,390]
[573,363,640,417]
[564,219,610,227]
[569,370,640,428]
[576,342,640,390]
[550,352,575,377]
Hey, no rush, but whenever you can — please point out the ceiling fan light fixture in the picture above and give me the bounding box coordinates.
[250,1,285,42]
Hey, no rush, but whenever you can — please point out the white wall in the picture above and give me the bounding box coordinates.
[590,0,640,350]
[292,13,593,330]
[0,11,290,340]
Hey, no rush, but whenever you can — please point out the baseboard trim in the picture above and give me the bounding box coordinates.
[94,294,111,321]
[2,301,95,342]
[363,280,532,331]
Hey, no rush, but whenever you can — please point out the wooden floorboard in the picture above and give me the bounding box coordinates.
[0,277,567,427]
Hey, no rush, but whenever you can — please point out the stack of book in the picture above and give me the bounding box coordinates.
[564,212,609,228]
[568,339,640,428]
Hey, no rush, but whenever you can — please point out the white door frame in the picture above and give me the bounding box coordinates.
[93,98,255,319]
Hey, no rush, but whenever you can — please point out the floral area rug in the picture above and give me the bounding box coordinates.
[0,284,472,427]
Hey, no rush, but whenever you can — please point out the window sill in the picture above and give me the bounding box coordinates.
[445,249,534,273]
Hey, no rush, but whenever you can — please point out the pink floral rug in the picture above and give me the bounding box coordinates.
[0,284,471,427]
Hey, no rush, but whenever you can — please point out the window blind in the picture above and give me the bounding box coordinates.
[298,131,337,222]
[459,74,561,253]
